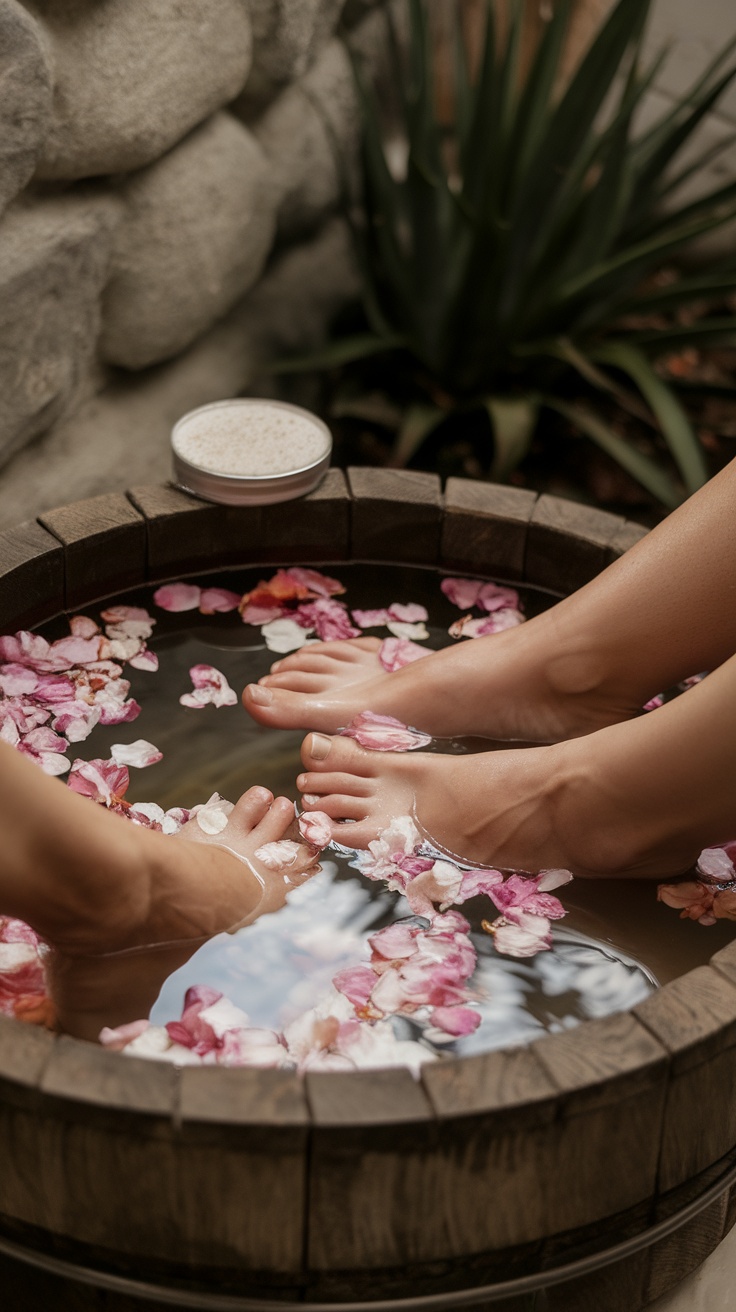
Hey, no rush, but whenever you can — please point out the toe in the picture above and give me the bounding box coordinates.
[261,671,332,693]
[297,770,373,799]
[300,733,378,776]
[249,795,296,843]
[227,786,273,833]
[303,794,370,821]
[243,683,316,729]
[326,820,377,850]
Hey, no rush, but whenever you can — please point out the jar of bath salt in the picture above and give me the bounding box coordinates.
[171,399,332,506]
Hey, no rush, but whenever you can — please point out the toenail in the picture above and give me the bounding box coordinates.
[248,684,272,705]
[302,794,320,805]
[309,733,332,761]
[270,660,282,672]
[297,774,308,789]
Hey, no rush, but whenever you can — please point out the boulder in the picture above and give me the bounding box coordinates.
[253,6,390,239]
[236,0,344,118]
[0,220,358,526]
[25,0,253,179]
[0,0,52,216]
[0,190,121,463]
[100,113,278,370]
[254,39,360,238]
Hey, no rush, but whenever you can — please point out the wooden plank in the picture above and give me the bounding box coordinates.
[525,494,625,594]
[23,1038,181,1260]
[644,1193,729,1305]
[606,517,649,564]
[306,1067,443,1272]
[347,467,442,565]
[129,469,350,579]
[441,478,539,582]
[421,1046,560,1252]
[0,520,65,631]
[545,1249,650,1312]
[635,966,736,1192]
[532,1012,668,1231]
[0,1020,57,1236]
[175,1066,308,1279]
[39,494,147,611]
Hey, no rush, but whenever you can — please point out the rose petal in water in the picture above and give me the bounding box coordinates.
[430,1005,481,1036]
[110,739,163,769]
[192,794,232,835]
[378,637,429,672]
[485,911,553,957]
[68,757,130,805]
[341,711,432,752]
[658,880,716,924]
[128,649,159,673]
[298,811,333,850]
[294,598,360,641]
[254,839,302,871]
[180,664,238,709]
[352,608,390,628]
[284,567,345,597]
[386,620,430,641]
[404,860,464,916]
[154,582,202,611]
[199,588,241,614]
[697,847,736,883]
[99,1019,150,1051]
[261,618,315,653]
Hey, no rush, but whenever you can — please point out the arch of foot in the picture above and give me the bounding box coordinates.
[0,0,386,511]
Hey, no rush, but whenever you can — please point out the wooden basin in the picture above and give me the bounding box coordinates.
[1,469,735,1311]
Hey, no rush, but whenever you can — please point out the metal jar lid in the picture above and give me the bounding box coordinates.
[171,399,332,507]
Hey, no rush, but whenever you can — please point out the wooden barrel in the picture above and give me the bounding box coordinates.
[1,468,735,1312]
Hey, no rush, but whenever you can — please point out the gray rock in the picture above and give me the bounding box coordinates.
[25,0,253,179]
[254,39,360,238]
[0,189,121,464]
[100,112,278,370]
[235,0,344,118]
[0,219,358,527]
[0,1,53,216]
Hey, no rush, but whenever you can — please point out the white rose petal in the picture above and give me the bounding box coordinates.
[261,618,314,653]
[386,620,430,641]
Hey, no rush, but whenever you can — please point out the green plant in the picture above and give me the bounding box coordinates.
[285,0,736,507]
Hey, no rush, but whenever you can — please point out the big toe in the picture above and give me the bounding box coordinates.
[243,682,342,732]
[300,732,377,777]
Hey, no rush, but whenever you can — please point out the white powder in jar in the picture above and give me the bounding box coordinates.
[172,402,330,477]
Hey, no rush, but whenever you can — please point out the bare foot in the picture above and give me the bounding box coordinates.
[296,731,700,882]
[244,618,644,743]
[47,787,320,1041]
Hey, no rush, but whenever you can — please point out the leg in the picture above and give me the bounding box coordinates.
[296,647,736,880]
[0,744,318,1039]
[244,459,736,742]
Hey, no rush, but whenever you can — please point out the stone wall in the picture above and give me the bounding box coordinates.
[1,0,735,528]
[0,0,385,522]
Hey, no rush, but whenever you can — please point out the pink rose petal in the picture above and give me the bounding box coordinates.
[298,811,333,850]
[128,649,159,672]
[284,567,345,597]
[332,966,377,1010]
[430,1005,481,1036]
[388,603,428,623]
[294,598,360,641]
[180,664,237,709]
[154,582,202,612]
[352,608,390,628]
[0,664,39,697]
[341,711,432,752]
[199,588,241,614]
